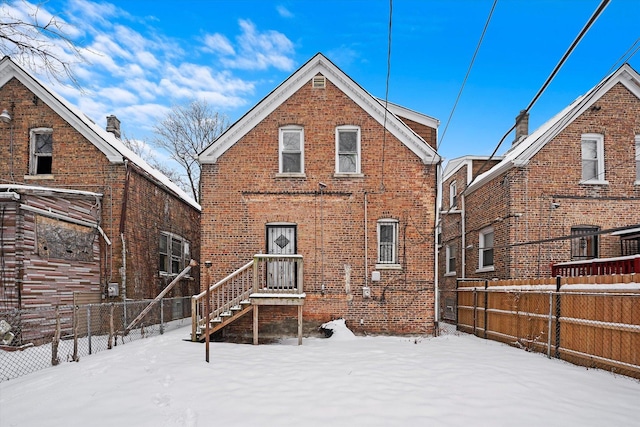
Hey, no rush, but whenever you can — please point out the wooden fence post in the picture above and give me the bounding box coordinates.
[51,307,60,366]
[554,275,561,359]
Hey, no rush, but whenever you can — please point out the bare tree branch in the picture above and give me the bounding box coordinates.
[0,0,84,88]
[121,133,192,196]
[152,99,230,203]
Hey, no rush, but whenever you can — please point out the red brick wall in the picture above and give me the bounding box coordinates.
[0,76,200,301]
[201,75,438,335]
[465,82,640,279]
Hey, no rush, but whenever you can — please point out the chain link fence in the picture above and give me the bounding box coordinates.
[450,287,640,379]
[0,296,192,382]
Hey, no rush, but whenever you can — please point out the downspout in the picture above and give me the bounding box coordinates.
[434,163,441,333]
[119,160,131,308]
[461,192,467,279]
[364,191,368,290]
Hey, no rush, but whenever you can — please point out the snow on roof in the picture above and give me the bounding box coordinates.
[466,63,640,194]
[0,183,103,197]
[0,57,200,211]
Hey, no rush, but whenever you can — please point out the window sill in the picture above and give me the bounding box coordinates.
[375,263,401,270]
[334,173,364,178]
[24,174,54,180]
[444,272,457,277]
[579,179,609,185]
[635,181,640,186]
[475,266,495,273]
[276,172,306,178]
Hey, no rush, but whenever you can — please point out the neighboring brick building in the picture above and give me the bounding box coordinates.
[199,53,441,336]
[438,63,640,295]
[437,155,502,321]
[0,56,200,311]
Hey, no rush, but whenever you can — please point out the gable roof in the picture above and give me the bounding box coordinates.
[199,53,440,165]
[0,56,200,211]
[443,155,503,185]
[466,63,640,194]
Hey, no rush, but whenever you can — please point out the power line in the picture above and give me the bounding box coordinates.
[438,0,498,151]
[379,0,393,192]
[461,0,611,196]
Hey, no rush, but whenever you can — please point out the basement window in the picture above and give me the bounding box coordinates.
[159,232,190,275]
[29,128,53,175]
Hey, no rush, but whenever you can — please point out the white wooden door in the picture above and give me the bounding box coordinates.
[266,225,296,289]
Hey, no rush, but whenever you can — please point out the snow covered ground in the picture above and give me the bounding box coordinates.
[1,320,639,427]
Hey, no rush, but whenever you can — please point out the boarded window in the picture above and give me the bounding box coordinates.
[36,215,95,261]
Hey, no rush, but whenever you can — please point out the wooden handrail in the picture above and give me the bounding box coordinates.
[191,255,304,341]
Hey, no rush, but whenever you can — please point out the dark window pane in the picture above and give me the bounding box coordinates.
[282,152,301,172]
[36,156,52,174]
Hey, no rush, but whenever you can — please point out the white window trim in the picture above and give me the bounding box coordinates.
[580,133,608,185]
[477,226,495,272]
[376,219,400,268]
[159,231,191,277]
[635,135,640,185]
[445,244,456,276]
[278,126,304,175]
[449,180,457,208]
[29,127,54,176]
[335,125,361,175]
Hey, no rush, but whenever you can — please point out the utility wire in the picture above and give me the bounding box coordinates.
[380,0,393,192]
[461,0,611,196]
[438,0,498,150]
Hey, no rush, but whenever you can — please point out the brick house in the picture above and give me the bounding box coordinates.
[0,56,200,311]
[198,53,441,338]
[438,63,640,301]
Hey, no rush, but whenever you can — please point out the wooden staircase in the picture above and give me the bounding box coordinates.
[191,254,305,344]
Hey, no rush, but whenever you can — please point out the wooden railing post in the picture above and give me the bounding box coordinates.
[191,296,198,342]
[253,255,259,293]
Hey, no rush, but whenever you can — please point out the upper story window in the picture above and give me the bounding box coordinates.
[635,135,640,184]
[478,227,494,271]
[571,226,599,260]
[581,133,606,184]
[377,219,399,267]
[449,180,458,209]
[336,126,361,174]
[279,126,304,175]
[30,128,53,175]
[445,244,457,275]
[159,232,191,276]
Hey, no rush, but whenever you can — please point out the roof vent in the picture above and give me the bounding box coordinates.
[312,76,326,89]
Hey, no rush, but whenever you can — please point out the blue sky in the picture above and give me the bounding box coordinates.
[2,0,639,165]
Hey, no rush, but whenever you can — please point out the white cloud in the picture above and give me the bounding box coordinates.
[218,19,295,71]
[202,33,235,55]
[98,87,139,104]
[276,5,294,18]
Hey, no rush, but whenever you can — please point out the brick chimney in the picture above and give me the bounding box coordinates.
[513,110,529,146]
[106,115,121,139]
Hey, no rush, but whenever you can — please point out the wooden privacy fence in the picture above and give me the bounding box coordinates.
[456,276,640,379]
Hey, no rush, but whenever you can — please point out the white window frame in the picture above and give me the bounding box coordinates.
[159,232,191,276]
[635,135,640,185]
[278,126,305,176]
[335,125,361,175]
[478,226,495,272]
[376,219,400,268]
[449,180,458,209]
[445,244,456,275]
[29,127,54,176]
[580,133,607,184]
